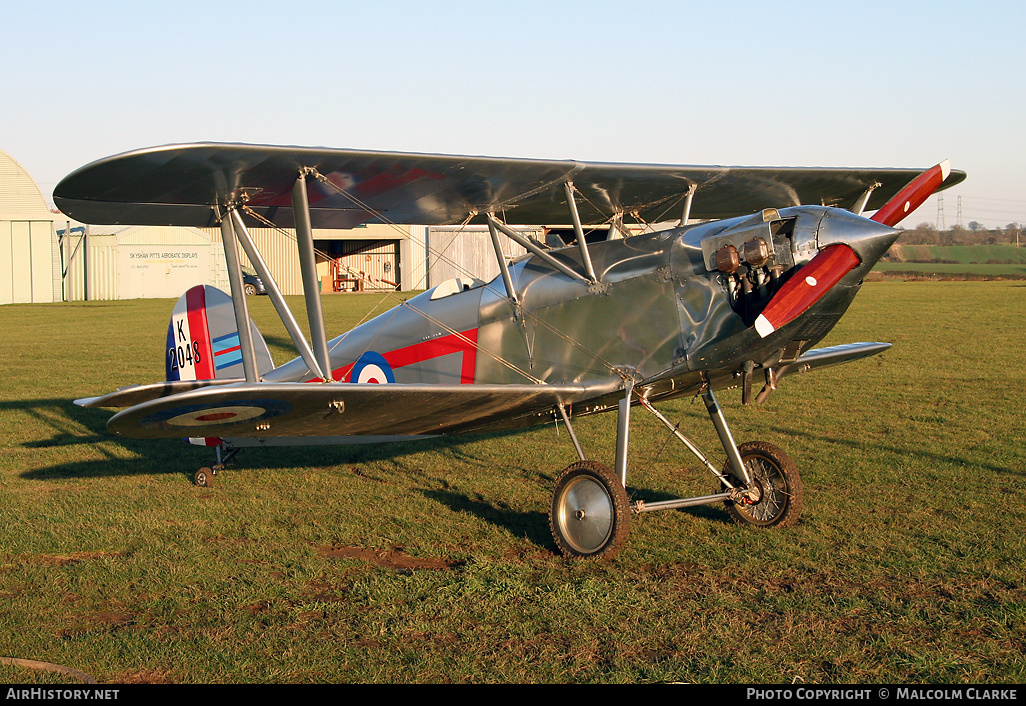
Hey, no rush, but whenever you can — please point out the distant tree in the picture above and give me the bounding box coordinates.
[1007,223,1021,246]
[897,222,940,245]
[968,221,984,231]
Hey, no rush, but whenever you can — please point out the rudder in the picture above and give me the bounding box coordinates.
[166,285,274,382]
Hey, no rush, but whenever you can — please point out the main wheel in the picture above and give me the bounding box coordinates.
[194,468,213,487]
[549,461,630,559]
[722,441,802,527]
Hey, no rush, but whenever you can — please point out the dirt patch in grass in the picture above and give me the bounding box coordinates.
[241,600,273,615]
[315,544,461,572]
[56,606,138,640]
[26,551,122,566]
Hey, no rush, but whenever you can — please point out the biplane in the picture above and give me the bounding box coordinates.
[55,143,964,558]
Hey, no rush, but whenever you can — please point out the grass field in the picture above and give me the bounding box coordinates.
[877,244,1026,278]
[1,282,1024,684]
[873,262,1026,278]
[888,244,1026,264]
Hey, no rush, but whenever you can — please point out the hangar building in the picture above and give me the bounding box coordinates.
[0,150,60,304]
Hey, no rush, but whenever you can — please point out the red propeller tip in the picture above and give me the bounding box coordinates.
[870,160,951,227]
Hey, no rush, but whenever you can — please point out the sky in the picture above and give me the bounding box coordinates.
[3,0,1024,229]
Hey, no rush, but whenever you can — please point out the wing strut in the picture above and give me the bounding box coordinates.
[485,213,520,305]
[564,182,598,283]
[850,182,880,216]
[292,172,333,381]
[485,214,590,284]
[678,183,697,226]
[608,212,628,240]
[228,208,328,381]
[218,210,260,383]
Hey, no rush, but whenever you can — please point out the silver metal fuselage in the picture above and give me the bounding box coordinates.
[264,205,898,425]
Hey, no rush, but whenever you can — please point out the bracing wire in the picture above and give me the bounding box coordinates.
[238,203,545,384]
[306,172,628,381]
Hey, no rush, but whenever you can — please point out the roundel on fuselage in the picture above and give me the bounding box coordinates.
[350,351,395,384]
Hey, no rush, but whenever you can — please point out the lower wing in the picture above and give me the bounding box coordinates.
[104,381,597,439]
[95,342,888,441]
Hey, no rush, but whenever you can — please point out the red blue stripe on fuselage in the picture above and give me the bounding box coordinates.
[303,328,479,384]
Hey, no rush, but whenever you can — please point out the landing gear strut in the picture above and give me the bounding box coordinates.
[547,387,803,558]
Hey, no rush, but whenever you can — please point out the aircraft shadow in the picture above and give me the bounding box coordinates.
[8,397,1020,532]
[421,489,554,550]
[7,397,525,482]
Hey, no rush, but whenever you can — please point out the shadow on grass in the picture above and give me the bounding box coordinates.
[11,395,1018,537]
[423,489,554,550]
[7,397,528,483]
[762,422,1024,478]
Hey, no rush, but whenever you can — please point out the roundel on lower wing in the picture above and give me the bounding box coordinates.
[138,399,293,430]
[350,351,395,384]
[166,405,266,427]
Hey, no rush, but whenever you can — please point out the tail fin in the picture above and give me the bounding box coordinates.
[166,285,274,382]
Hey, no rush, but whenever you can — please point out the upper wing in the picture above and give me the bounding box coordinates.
[54,143,967,228]
[105,381,599,439]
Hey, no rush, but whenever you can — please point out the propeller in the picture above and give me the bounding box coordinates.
[754,243,860,338]
[753,160,951,338]
[870,159,951,227]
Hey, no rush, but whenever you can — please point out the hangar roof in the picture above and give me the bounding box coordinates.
[0,150,54,220]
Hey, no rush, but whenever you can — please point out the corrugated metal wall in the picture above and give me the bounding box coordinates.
[1,220,59,304]
[1,151,60,304]
[116,227,212,299]
[50,220,556,301]
[62,234,118,301]
[204,223,416,295]
[203,226,304,296]
[425,226,533,288]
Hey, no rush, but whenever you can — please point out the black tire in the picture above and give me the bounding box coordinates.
[244,283,257,296]
[722,441,802,527]
[549,461,630,559]
[194,468,212,487]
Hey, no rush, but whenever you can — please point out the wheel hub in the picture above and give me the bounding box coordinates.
[557,476,614,554]
[742,480,764,504]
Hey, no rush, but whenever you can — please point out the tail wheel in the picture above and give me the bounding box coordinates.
[194,468,213,488]
[722,441,803,527]
[549,461,630,559]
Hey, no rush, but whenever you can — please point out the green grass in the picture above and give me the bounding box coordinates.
[873,262,1026,277]
[889,244,1026,264]
[878,244,1026,278]
[1,284,1024,683]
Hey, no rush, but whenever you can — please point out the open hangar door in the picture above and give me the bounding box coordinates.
[315,238,401,292]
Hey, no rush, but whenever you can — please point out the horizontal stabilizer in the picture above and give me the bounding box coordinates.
[74,378,244,409]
